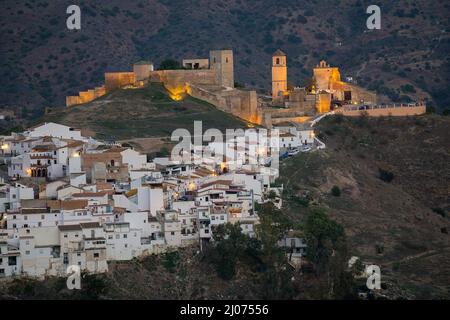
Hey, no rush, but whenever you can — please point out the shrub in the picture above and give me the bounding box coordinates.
[159,59,182,70]
[331,185,341,197]
[162,251,180,273]
[432,207,446,218]
[297,15,307,24]
[378,168,394,183]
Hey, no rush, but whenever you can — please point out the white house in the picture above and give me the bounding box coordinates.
[27,123,84,141]
[120,148,147,170]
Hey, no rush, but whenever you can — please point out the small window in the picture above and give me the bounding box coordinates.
[93,252,99,258]
[171,231,175,236]
[123,234,127,238]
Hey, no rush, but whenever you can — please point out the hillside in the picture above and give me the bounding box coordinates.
[278,114,450,298]
[42,83,247,154]
[1,0,449,120]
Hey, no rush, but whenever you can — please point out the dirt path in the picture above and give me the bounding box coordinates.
[382,246,450,267]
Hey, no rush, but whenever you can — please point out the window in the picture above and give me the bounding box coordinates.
[93,252,99,258]
[123,234,127,238]
[220,215,225,220]
[24,216,27,220]
[116,234,120,239]
[63,253,69,264]
[41,215,45,220]
[124,244,128,248]
[77,253,81,257]
[25,251,30,255]
[171,231,175,236]
[38,222,42,227]
[276,58,280,64]
[12,215,16,219]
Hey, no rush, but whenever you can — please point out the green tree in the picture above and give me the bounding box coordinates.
[331,186,341,197]
[304,207,355,298]
[210,223,250,280]
[159,59,182,70]
[304,207,345,274]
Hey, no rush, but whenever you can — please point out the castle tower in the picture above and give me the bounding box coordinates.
[210,50,234,88]
[133,61,154,82]
[272,49,287,103]
[313,60,341,91]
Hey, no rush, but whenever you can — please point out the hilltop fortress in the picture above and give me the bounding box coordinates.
[66,49,425,127]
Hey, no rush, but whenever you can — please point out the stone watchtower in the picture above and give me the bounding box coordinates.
[313,60,341,91]
[210,50,234,88]
[272,49,287,103]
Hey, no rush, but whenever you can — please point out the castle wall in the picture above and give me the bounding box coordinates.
[150,69,218,87]
[79,90,95,104]
[345,83,377,105]
[315,92,332,113]
[94,86,106,98]
[66,96,82,107]
[105,72,136,92]
[336,104,426,117]
[287,89,316,115]
[187,84,261,124]
[66,85,107,107]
